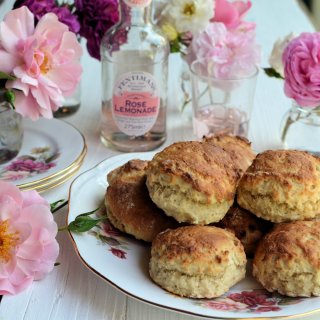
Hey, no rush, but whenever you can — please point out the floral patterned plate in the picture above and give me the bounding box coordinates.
[0,118,86,192]
[68,153,320,320]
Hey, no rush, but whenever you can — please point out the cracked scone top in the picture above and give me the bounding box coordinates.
[105,159,177,242]
[237,150,320,223]
[146,139,250,225]
[253,220,320,297]
[149,225,246,298]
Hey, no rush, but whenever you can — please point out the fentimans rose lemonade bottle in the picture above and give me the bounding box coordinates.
[100,0,169,152]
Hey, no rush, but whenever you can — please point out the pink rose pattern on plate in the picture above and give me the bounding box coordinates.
[198,289,303,313]
[0,147,60,181]
[89,213,128,260]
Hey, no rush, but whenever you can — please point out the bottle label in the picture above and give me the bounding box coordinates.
[112,71,160,136]
[124,0,151,8]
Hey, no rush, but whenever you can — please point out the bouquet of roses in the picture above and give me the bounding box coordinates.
[267,32,320,109]
[266,32,320,145]
[157,0,260,79]
[13,0,119,61]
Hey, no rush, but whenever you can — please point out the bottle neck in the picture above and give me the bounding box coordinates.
[119,0,151,25]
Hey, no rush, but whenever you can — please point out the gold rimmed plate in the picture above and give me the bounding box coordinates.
[0,118,87,192]
[67,153,320,320]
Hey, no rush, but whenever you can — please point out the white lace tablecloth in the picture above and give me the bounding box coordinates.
[0,1,317,319]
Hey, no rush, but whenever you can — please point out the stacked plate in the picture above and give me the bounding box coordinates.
[0,118,86,193]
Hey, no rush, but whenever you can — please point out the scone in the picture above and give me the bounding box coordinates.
[253,220,320,297]
[237,150,320,223]
[105,159,177,242]
[149,226,246,298]
[215,203,272,257]
[146,141,241,224]
[203,135,256,175]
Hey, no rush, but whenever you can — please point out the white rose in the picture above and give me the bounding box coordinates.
[269,33,296,77]
[163,0,214,34]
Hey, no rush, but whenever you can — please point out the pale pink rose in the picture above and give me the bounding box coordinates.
[187,22,260,79]
[0,6,82,120]
[283,32,320,108]
[213,0,253,29]
[0,181,59,295]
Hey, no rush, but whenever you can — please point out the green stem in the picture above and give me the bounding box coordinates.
[281,110,302,145]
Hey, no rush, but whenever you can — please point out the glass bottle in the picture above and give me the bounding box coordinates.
[100,0,169,152]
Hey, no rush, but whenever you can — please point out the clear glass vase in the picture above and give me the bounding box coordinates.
[54,80,81,118]
[0,99,24,164]
[280,102,320,154]
[179,56,192,115]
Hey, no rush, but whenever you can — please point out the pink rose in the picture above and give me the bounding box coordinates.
[187,22,260,79]
[0,181,59,295]
[0,6,82,120]
[213,0,253,29]
[283,32,320,108]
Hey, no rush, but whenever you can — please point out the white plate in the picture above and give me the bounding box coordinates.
[68,153,320,319]
[0,118,86,191]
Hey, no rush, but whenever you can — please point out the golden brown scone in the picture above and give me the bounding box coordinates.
[237,150,320,223]
[203,135,256,175]
[253,220,320,297]
[214,203,272,257]
[105,159,178,242]
[149,226,246,298]
[146,141,241,225]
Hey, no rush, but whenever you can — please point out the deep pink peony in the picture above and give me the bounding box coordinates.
[0,181,59,295]
[283,32,320,108]
[187,22,260,79]
[75,0,119,60]
[213,0,253,29]
[0,6,82,120]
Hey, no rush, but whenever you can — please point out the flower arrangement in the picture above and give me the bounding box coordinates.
[13,0,119,60]
[267,32,320,108]
[157,0,260,79]
[0,181,59,295]
[266,32,320,148]
[0,6,83,120]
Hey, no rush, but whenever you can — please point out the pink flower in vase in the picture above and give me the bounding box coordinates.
[283,32,320,108]
[0,181,59,295]
[213,0,254,30]
[187,22,260,79]
[0,6,83,120]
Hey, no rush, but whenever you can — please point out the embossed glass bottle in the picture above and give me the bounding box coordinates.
[100,0,169,152]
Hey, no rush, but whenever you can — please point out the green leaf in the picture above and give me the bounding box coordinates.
[59,207,102,232]
[50,199,68,214]
[4,90,16,110]
[68,216,106,233]
[263,67,284,79]
[0,71,15,80]
[77,207,100,217]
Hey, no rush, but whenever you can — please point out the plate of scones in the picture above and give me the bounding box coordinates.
[68,135,320,319]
